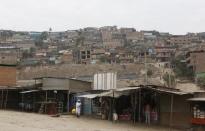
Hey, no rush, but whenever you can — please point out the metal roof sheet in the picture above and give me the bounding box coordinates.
[147,87,190,95]
[187,97,205,102]
[116,86,141,92]
[77,94,100,99]
[20,90,40,94]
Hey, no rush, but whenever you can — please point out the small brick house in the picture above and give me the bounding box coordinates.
[0,65,16,86]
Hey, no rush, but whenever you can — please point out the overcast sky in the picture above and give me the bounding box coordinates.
[0,0,204,34]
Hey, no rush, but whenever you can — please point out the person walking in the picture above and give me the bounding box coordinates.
[76,100,82,118]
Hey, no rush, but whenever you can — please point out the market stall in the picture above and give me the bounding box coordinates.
[115,95,132,121]
[188,98,205,125]
[141,88,159,124]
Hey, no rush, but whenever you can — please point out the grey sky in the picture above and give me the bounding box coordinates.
[0,0,204,34]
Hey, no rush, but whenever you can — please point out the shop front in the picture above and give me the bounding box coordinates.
[188,97,205,130]
[115,87,160,124]
[115,95,133,121]
[140,88,159,124]
[78,86,193,129]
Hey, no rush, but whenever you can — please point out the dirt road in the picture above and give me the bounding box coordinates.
[0,111,181,131]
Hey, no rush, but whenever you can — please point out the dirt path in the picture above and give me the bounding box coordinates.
[0,111,181,131]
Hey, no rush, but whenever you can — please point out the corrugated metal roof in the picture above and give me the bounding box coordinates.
[78,86,189,99]
[175,83,203,93]
[147,87,190,95]
[20,90,40,94]
[34,77,91,83]
[77,91,123,98]
[116,86,141,92]
[187,97,205,101]
[77,94,99,99]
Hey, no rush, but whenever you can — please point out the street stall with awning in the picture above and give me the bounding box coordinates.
[76,87,140,119]
[188,96,205,126]
[77,85,193,129]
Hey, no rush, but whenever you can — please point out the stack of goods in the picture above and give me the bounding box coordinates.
[193,106,205,119]
[193,106,197,118]
[199,111,205,119]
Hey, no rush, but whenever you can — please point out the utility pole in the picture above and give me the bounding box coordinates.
[169,94,174,131]
[168,52,172,88]
[145,49,148,86]
[168,64,171,88]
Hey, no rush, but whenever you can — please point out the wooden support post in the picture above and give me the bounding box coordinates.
[21,90,24,111]
[43,90,48,113]
[4,89,8,109]
[134,90,136,124]
[45,91,48,102]
[67,78,70,113]
[145,50,148,85]
[112,90,114,122]
[169,94,174,131]
[1,90,3,109]
[67,90,70,112]
[45,91,48,114]
[157,93,160,124]
[91,98,93,114]
[32,92,35,112]
[138,89,141,122]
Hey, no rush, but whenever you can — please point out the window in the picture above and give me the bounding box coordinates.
[81,51,86,54]
[82,56,86,59]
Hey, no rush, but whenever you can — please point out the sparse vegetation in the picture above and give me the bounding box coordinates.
[35,32,49,47]
[197,74,205,88]
[147,69,153,77]
[163,73,176,87]
[172,55,194,79]
[76,36,85,47]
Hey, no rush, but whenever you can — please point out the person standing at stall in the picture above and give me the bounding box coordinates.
[145,104,151,125]
[76,100,82,118]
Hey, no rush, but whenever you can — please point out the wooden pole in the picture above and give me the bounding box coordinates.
[45,91,48,114]
[45,91,48,102]
[145,50,148,86]
[32,92,35,112]
[4,89,8,109]
[112,90,114,122]
[134,90,136,124]
[109,97,112,121]
[1,90,3,109]
[169,94,174,131]
[67,90,70,112]
[67,78,70,113]
[21,90,24,111]
[138,89,141,122]
[91,98,93,114]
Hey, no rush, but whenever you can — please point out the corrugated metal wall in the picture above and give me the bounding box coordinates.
[93,72,117,90]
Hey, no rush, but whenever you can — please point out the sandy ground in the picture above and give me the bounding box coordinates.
[0,111,182,131]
